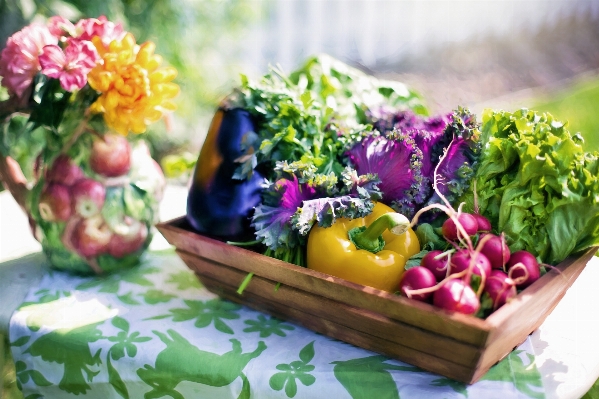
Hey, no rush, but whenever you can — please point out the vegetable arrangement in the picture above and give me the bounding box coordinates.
[186,55,599,318]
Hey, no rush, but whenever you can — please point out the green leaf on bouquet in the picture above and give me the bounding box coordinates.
[29,75,72,130]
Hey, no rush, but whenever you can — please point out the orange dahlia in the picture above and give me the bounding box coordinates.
[87,33,179,135]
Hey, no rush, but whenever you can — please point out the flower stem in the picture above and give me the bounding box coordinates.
[227,240,261,247]
[0,96,30,122]
[60,109,92,155]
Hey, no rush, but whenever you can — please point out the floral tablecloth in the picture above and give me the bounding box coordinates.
[9,249,546,399]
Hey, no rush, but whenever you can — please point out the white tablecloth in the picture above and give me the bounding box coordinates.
[1,186,598,399]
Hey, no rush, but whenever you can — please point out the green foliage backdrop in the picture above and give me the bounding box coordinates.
[531,76,599,152]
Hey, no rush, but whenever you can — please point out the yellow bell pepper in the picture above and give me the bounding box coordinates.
[306,202,420,292]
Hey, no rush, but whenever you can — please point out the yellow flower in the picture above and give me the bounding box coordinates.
[87,33,179,135]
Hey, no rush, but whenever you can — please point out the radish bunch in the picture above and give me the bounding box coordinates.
[399,211,543,317]
[397,146,543,317]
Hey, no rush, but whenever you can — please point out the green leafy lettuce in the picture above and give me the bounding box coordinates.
[462,108,599,264]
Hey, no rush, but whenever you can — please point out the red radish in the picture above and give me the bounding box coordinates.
[449,249,491,279]
[507,250,540,289]
[479,233,510,270]
[484,270,517,310]
[473,213,492,233]
[421,250,449,281]
[441,213,478,242]
[433,278,480,315]
[398,267,437,302]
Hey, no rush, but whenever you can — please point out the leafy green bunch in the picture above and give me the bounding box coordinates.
[463,108,599,264]
[234,54,426,181]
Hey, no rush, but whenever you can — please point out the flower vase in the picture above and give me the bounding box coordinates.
[0,15,177,274]
[0,132,165,275]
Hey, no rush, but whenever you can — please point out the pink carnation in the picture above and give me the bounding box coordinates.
[0,24,58,98]
[39,41,100,92]
[47,16,76,38]
[75,16,125,47]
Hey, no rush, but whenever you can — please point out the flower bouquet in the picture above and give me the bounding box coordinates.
[0,16,179,274]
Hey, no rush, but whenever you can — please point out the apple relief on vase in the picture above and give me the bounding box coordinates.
[33,133,165,275]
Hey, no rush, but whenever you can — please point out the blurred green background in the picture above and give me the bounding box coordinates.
[532,76,599,151]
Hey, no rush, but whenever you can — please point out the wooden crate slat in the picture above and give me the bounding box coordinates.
[198,273,478,384]
[471,247,596,378]
[177,249,483,368]
[158,218,490,345]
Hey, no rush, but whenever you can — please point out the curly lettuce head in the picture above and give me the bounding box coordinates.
[462,108,599,264]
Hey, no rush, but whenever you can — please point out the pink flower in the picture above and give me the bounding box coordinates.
[0,24,57,98]
[75,16,124,48]
[39,41,100,92]
[47,16,76,38]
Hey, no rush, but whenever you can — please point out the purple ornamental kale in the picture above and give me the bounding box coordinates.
[368,108,451,138]
[368,108,454,185]
[349,107,481,219]
[346,132,426,218]
[251,162,381,257]
[424,109,481,207]
[252,175,318,251]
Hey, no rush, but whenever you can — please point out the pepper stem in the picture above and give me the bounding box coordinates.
[348,212,410,253]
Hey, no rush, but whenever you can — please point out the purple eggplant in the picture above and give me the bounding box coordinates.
[186,108,264,239]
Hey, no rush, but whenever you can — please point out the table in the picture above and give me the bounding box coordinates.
[1,186,599,399]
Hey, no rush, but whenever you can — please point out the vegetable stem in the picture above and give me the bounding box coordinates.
[227,240,261,247]
[237,272,254,295]
[349,212,409,253]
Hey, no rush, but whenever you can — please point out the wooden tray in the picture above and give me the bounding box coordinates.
[156,216,597,384]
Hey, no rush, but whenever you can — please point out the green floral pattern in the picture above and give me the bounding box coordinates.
[147,298,242,334]
[106,316,152,399]
[8,251,545,398]
[167,270,203,290]
[269,341,316,397]
[14,361,52,391]
[244,315,295,338]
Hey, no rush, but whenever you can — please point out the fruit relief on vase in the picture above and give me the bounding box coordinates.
[32,136,166,275]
